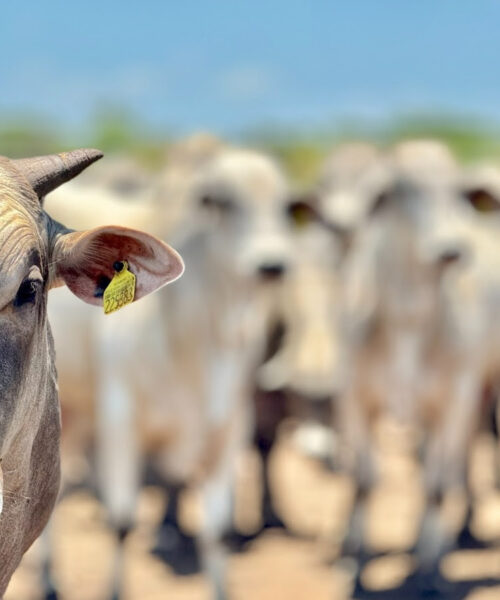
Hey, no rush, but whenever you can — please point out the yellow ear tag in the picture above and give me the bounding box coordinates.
[103,260,136,315]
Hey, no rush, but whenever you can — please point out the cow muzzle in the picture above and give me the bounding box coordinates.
[257,261,287,281]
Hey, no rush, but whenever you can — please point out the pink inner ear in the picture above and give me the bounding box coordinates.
[58,227,184,306]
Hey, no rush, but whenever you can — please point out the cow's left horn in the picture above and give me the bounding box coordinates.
[13,149,103,199]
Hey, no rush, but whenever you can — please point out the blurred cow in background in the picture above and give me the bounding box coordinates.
[262,142,390,396]
[45,137,297,600]
[145,145,296,596]
[459,161,500,488]
[329,140,500,590]
[44,135,500,599]
[254,143,391,481]
[252,214,343,533]
[261,139,500,591]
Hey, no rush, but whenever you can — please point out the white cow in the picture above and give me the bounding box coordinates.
[46,142,296,599]
[255,143,391,463]
[332,141,500,589]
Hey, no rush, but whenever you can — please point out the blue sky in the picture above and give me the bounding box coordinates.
[0,1,499,135]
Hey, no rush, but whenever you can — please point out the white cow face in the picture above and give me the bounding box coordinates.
[257,222,347,400]
[346,180,468,330]
[194,149,296,283]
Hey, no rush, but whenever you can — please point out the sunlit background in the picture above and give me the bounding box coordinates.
[3,2,500,599]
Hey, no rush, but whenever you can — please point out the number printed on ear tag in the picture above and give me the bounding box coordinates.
[103,260,136,314]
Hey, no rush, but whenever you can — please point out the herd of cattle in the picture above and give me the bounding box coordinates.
[2,136,500,599]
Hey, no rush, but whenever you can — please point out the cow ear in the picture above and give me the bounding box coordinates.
[286,194,320,229]
[287,195,353,255]
[50,224,184,305]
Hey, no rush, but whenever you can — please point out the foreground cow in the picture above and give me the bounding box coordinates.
[0,149,183,597]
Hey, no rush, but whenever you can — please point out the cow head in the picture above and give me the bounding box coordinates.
[340,166,470,422]
[0,150,183,590]
[193,148,295,283]
[339,140,467,331]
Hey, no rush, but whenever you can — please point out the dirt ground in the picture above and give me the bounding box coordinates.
[5,420,500,600]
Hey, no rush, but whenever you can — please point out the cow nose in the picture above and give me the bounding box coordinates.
[257,262,287,280]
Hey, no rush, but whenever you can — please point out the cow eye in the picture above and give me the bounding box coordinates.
[464,189,500,213]
[14,279,41,307]
[200,195,235,213]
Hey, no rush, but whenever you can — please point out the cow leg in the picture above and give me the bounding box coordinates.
[414,369,481,589]
[40,523,58,600]
[456,449,488,550]
[411,442,457,592]
[223,438,284,553]
[152,482,201,574]
[221,387,288,551]
[200,462,235,600]
[340,447,376,559]
[454,387,497,550]
[333,446,377,599]
[259,444,287,530]
[108,525,130,600]
[201,398,251,598]
[95,328,141,600]
[335,391,377,585]
[254,389,288,531]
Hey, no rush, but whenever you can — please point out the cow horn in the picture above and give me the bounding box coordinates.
[13,149,103,199]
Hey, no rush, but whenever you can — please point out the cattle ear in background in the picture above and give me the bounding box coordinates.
[462,187,500,213]
[287,195,354,254]
[50,224,184,306]
[286,194,319,229]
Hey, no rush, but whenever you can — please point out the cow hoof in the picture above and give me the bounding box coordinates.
[152,525,201,575]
